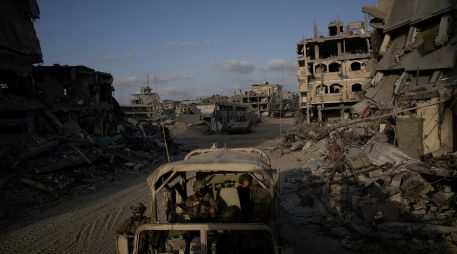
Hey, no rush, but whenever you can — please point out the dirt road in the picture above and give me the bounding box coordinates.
[0,118,295,254]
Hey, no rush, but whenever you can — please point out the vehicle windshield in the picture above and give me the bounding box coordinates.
[137,229,275,254]
[154,171,274,224]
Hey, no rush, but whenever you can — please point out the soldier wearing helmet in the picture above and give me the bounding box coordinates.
[116,202,150,235]
[116,202,151,254]
[185,178,217,221]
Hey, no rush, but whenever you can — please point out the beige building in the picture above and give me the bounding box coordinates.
[121,86,161,122]
[230,81,283,117]
[297,21,375,123]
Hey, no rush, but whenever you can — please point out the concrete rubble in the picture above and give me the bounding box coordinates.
[281,121,457,252]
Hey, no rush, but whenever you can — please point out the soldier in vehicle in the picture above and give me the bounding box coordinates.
[116,202,151,253]
[185,178,217,222]
[237,174,254,220]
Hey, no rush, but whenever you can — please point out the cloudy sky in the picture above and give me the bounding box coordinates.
[35,0,375,104]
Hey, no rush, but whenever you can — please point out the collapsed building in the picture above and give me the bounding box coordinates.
[362,0,457,156]
[297,20,375,123]
[0,0,174,220]
[120,85,162,122]
[194,101,250,133]
[280,0,457,252]
[230,81,283,117]
[281,91,300,117]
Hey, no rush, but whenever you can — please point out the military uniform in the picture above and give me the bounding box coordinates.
[185,193,216,222]
[116,216,151,235]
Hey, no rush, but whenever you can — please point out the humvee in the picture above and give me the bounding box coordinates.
[116,146,291,254]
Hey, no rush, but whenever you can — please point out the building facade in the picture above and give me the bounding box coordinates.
[230,81,283,117]
[121,86,161,122]
[297,21,375,123]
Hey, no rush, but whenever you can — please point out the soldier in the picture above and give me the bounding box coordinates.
[237,174,254,219]
[185,178,217,222]
[116,202,151,254]
[116,202,151,235]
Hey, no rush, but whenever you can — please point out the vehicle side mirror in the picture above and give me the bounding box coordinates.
[116,235,131,254]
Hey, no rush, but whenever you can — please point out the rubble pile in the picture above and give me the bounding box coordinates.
[282,122,457,252]
[0,122,174,220]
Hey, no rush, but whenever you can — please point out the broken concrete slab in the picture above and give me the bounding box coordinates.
[364,135,417,166]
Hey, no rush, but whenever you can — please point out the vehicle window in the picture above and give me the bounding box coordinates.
[139,229,274,254]
[207,229,275,254]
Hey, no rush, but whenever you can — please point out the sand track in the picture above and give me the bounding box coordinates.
[0,118,294,254]
[0,182,149,254]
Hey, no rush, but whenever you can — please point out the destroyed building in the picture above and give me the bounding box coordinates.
[194,101,250,133]
[32,65,123,136]
[120,85,162,122]
[362,0,457,157]
[281,91,300,117]
[296,20,375,123]
[0,0,42,136]
[176,99,201,116]
[230,81,283,117]
[0,0,175,221]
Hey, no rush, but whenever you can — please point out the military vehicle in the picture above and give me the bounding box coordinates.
[116,146,293,254]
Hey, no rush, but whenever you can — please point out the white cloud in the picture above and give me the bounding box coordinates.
[160,87,191,98]
[166,38,220,48]
[154,74,192,84]
[96,55,115,62]
[211,59,255,74]
[260,59,296,72]
[113,74,192,89]
[96,52,136,62]
[120,52,136,60]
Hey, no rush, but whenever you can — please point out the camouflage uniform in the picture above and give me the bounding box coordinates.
[116,216,151,235]
[116,202,151,254]
[185,193,217,222]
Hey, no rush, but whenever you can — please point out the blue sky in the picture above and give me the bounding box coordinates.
[35,0,375,104]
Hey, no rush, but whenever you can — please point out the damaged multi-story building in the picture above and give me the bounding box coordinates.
[120,85,162,122]
[362,0,457,157]
[230,81,283,117]
[32,65,122,136]
[0,0,129,140]
[296,20,376,123]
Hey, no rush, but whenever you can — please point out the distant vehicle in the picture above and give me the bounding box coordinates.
[116,146,293,254]
[227,120,253,134]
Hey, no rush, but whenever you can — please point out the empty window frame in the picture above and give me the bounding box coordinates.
[328,62,341,72]
[315,63,327,74]
[329,83,343,93]
[352,83,363,92]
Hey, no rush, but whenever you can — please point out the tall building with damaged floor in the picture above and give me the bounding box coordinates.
[296,20,376,123]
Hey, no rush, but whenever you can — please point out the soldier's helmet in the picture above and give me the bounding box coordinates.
[130,202,146,214]
[193,179,207,195]
[238,174,253,184]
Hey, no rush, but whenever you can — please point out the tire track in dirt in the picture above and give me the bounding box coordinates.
[0,181,149,254]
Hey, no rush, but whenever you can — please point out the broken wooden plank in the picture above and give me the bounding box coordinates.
[34,158,88,174]
[20,177,55,195]
[110,150,143,164]
[73,147,92,164]
[20,140,60,159]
